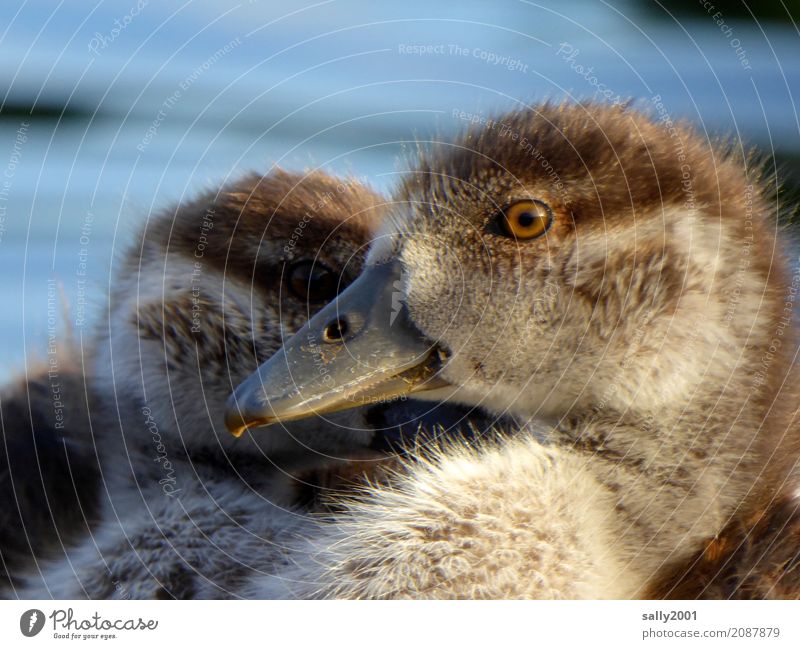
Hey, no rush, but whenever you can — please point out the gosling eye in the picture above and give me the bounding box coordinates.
[287,261,340,303]
[494,199,553,240]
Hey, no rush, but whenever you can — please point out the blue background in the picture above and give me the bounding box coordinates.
[0,0,798,379]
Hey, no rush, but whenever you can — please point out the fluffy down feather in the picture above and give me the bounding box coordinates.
[245,431,647,599]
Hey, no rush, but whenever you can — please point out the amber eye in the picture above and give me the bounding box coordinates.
[497,200,552,240]
[287,261,340,303]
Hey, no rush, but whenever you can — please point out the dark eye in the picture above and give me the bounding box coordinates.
[287,261,340,303]
[494,199,552,240]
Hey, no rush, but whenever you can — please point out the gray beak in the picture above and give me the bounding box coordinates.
[225,260,450,438]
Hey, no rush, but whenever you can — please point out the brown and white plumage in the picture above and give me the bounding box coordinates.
[235,102,800,599]
[4,169,441,598]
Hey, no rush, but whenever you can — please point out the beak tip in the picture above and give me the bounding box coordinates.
[224,395,279,438]
[224,408,249,438]
[224,377,265,437]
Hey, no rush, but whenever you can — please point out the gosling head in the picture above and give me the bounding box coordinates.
[93,169,396,459]
[230,102,797,486]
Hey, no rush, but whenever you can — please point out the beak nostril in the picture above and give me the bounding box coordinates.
[323,317,349,343]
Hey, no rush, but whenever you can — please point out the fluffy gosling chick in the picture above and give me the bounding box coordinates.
[233,102,800,599]
[14,169,402,599]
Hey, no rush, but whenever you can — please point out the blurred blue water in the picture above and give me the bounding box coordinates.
[0,0,798,380]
